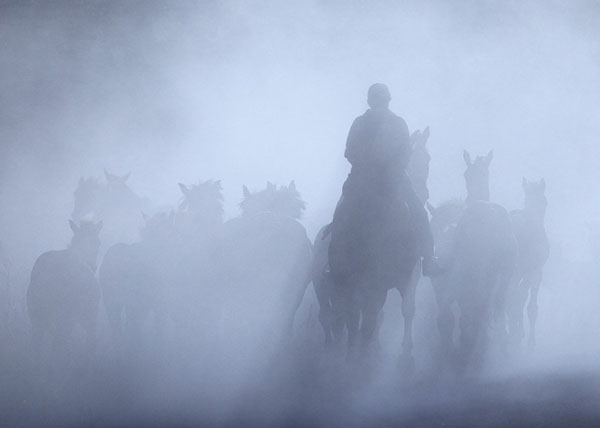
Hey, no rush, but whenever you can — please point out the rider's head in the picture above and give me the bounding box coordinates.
[367,83,391,109]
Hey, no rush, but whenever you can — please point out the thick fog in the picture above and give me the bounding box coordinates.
[1,1,600,426]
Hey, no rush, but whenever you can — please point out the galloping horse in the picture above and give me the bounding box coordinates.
[430,151,517,371]
[171,180,224,332]
[221,182,312,345]
[328,158,425,360]
[27,220,102,365]
[507,178,549,348]
[313,128,431,363]
[99,212,174,348]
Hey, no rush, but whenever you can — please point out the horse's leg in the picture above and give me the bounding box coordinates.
[507,275,528,347]
[80,311,98,369]
[433,280,454,355]
[313,277,332,344]
[526,269,543,349]
[359,287,387,354]
[340,283,360,358]
[492,263,514,350]
[458,289,487,373]
[330,282,346,343]
[401,286,416,356]
[401,262,420,357]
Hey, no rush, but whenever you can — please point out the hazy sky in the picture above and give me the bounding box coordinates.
[1,0,599,261]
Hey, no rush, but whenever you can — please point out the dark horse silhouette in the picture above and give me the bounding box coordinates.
[507,178,549,349]
[312,127,431,361]
[99,212,173,349]
[327,161,423,359]
[429,151,517,371]
[27,220,102,367]
[170,180,224,333]
[220,182,312,349]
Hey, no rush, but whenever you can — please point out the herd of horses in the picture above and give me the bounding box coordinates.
[20,127,549,376]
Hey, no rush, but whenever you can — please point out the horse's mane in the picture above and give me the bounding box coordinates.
[240,183,306,220]
[178,179,224,220]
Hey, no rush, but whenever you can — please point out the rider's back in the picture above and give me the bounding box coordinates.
[345,108,411,174]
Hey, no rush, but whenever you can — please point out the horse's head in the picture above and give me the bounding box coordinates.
[68,219,103,271]
[72,177,103,221]
[104,169,136,202]
[272,181,306,219]
[141,211,175,246]
[463,150,493,202]
[240,181,306,219]
[178,179,224,223]
[408,127,431,203]
[522,177,547,221]
[427,199,464,244]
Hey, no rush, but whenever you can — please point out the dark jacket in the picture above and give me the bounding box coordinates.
[344,108,411,174]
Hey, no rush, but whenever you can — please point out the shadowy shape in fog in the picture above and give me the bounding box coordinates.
[72,171,152,249]
[507,178,549,349]
[27,220,102,370]
[429,151,517,373]
[99,211,173,350]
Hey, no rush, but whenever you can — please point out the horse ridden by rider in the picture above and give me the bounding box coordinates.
[327,84,439,359]
[312,125,433,356]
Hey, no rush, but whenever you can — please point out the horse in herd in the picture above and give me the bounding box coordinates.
[21,129,549,375]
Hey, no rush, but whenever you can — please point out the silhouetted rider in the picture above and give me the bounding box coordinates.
[332,83,439,277]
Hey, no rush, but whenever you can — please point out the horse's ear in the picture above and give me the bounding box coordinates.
[486,150,494,166]
[522,177,529,189]
[267,181,275,190]
[422,126,430,143]
[95,221,103,234]
[426,202,436,216]
[540,178,546,192]
[410,130,420,147]
[215,179,222,188]
[463,150,472,166]
[69,220,79,234]
[178,183,189,195]
[243,185,250,198]
[289,180,296,192]
[121,172,131,182]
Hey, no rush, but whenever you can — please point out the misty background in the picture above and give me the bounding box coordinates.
[1,0,600,425]
[2,0,599,260]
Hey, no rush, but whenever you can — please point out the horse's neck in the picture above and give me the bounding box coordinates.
[524,205,545,225]
[68,242,97,271]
